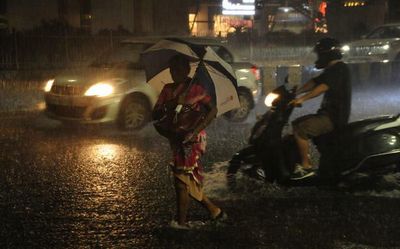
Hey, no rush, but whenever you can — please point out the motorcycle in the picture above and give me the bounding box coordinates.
[227,82,400,188]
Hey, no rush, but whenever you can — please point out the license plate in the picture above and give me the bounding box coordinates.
[46,95,73,106]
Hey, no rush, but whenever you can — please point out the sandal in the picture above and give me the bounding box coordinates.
[212,210,228,221]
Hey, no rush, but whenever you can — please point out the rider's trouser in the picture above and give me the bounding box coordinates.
[292,113,334,139]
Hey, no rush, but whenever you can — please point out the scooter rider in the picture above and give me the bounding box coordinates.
[289,37,352,180]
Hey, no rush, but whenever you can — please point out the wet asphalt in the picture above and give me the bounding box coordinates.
[1,86,400,248]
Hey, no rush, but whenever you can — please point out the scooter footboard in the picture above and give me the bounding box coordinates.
[227,146,258,175]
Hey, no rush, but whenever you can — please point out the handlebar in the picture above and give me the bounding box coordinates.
[288,100,302,108]
[293,102,302,108]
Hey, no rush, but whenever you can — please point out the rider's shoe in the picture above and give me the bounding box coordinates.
[290,164,316,180]
[169,220,191,230]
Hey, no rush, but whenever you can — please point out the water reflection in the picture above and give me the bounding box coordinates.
[92,144,119,161]
[72,142,132,216]
[77,142,131,189]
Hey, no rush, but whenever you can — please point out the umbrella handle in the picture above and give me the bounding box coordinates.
[172,104,183,124]
[175,104,183,113]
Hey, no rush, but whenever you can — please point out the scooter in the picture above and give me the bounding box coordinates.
[227,82,400,187]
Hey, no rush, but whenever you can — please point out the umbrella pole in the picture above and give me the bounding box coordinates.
[175,60,204,114]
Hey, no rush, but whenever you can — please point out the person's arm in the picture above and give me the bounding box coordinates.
[152,87,170,120]
[183,102,217,144]
[193,102,217,135]
[296,79,316,95]
[182,84,217,142]
[153,100,178,120]
[291,83,329,106]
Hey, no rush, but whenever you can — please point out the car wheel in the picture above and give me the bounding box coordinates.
[117,95,150,131]
[224,90,253,122]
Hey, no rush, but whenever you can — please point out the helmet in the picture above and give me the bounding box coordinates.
[314,37,342,69]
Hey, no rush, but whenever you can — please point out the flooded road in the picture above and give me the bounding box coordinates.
[1,85,400,248]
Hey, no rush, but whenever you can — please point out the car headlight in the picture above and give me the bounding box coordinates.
[341,45,350,52]
[382,44,390,50]
[84,83,114,97]
[44,79,55,92]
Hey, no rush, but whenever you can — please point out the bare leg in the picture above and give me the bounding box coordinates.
[175,179,190,225]
[199,195,221,218]
[294,131,312,169]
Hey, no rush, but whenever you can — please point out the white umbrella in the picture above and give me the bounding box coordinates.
[141,38,240,116]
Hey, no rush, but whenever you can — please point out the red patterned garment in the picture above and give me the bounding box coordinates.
[170,130,207,184]
[156,81,212,187]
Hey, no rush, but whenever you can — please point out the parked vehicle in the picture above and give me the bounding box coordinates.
[227,83,400,188]
[44,37,261,130]
[341,23,400,64]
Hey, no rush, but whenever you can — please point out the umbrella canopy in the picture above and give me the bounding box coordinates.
[140,38,240,116]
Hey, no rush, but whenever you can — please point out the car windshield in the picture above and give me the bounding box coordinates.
[366,26,400,39]
[90,43,152,69]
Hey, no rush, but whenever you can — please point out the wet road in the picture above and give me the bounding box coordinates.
[1,96,400,248]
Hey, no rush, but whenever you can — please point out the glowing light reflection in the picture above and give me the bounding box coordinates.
[93,144,120,160]
[388,136,397,146]
[36,101,46,110]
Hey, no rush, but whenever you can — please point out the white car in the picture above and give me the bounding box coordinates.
[44,37,261,130]
[341,23,400,64]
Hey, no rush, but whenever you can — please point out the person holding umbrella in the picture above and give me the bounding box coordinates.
[142,38,239,229]
[152,54,227,229]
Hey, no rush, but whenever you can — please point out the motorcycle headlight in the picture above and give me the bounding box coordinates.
[264,93,279,107]
[84,83,114,97]
[44,79,55,92]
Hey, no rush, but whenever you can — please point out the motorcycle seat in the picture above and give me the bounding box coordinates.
[313,115,398,145]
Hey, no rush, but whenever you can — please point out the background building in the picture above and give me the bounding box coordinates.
[3,0,60,31]
[0,0,189,35]
[326,0,388,40]
[189,0,254,37]
[134,0,188,35]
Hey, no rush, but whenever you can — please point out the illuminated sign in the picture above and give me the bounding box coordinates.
[222,0,255,16]
[343,1,366,7]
